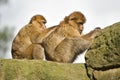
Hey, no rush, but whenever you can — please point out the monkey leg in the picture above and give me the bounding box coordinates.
[12,50,25,59]
[32,44,45,60]
[45,37,90,63]
[25,44,45,60]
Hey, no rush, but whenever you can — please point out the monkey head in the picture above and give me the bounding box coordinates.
[29,14,47,30]
[64,11,86,34]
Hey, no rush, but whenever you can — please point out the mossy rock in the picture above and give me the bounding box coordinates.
[85,22,120,80]
[0,59,90,80]
[85,22,120,69]
[93,68,120,80]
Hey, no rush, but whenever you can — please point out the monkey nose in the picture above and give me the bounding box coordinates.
[80,25,84,31]
[44,26,46,29]
[42,25,46,29]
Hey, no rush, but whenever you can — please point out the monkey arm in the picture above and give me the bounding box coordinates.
[81,27,101,41]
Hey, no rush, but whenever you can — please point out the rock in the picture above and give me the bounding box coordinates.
[93,68,120,80]
[85,22,120,80]
[0,59,90,80]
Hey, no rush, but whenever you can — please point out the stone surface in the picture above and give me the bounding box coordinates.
[0,59,90,80]
[85,22,120,69]
[85,22,120,80]
[93,68,120,80]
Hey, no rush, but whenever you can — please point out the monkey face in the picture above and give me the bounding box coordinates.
[36,18,46,30]
[36,15,47,24]
[30,15,47,30]
[68,11,86,34]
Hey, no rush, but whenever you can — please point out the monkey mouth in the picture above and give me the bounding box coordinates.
[40,25,46,30]
[79,30,83,34]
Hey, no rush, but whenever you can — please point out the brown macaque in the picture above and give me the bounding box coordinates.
[42,11,100,63]
[12,14,47,59]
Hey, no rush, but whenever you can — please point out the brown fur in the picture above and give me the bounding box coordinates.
[42,11,100,63]
[12,15,47,59]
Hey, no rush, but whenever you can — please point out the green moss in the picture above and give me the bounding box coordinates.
[0,59,90,80]
[86,22,120,69]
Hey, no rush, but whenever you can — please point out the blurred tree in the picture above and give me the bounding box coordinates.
[0,0,8,6]
[0,0,13,58]
[0,26,14,58]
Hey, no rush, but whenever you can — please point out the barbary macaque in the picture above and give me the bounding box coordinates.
[41,11,101,63]
[11,11,100,63]
[12,14,47,59]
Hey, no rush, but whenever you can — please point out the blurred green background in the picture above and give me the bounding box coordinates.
[0,0,14,58]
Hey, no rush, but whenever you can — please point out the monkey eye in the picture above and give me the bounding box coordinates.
[38,21,46,24]
[70,17,76,20]
[78,22,83,25]
[42,21,46,24]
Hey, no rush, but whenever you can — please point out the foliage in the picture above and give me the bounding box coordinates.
[0,26,14,56]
